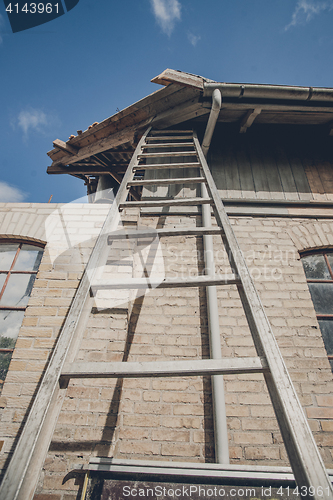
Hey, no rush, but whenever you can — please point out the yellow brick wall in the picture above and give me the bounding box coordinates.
[1,204,333,499]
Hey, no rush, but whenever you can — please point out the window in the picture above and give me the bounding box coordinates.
[0,241,44,392]
[301,250,333,372]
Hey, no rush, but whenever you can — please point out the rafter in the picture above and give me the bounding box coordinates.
[239,108,262,133]
[53,139,79,155]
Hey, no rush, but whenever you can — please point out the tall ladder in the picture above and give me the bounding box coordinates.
[1,128,332,500]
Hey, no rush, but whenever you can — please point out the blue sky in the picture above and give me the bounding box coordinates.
[0,0,333,203]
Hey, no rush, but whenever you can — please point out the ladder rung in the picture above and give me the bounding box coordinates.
[90,274,240,295]
[119,198,213,209]
[138,151,197,159]
[61,357,268,380]
[146,135,193,142]
[107,227,224,242]
[133,162,201,171]
[149,130,193,135]
[128,177,205,187]
[142,142,194,149]
[106,260,133,266]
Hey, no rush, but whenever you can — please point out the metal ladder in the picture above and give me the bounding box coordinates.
[1,127,332,500]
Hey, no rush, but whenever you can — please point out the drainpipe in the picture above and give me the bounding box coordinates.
[201,89,229,464]
[94,175,115,203]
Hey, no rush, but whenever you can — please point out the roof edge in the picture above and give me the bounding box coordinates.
[151,68,210,89]
[151,69,333,102]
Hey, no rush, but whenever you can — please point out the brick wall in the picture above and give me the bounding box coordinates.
[1,203,333,499]
[0,202,109,481]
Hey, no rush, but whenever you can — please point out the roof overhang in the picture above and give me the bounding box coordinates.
[47,69,333,184]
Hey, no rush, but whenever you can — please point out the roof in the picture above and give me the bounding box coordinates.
[47,69,333,182]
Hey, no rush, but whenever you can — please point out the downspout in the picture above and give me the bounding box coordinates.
[94,175,115,203]
[201,89,229,464]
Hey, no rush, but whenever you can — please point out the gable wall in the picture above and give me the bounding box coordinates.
[141,124,333,203]
[1,202,333,498]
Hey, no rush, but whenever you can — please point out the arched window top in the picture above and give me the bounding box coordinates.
[301,249,333,372]
[0,240,44,392]
[301,250,333,281]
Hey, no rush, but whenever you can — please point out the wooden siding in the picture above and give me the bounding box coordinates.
[142,125,333,203]
[209,124,333,201]
[142,147,200,201]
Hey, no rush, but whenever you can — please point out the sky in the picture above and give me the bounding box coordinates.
[0,0,333,204]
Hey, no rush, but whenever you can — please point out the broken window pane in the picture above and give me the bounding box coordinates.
[301,253,330,280]
[0,274,36,307]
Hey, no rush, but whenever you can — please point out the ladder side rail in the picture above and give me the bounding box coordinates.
[193,131,333,498]
[0,127,151,500]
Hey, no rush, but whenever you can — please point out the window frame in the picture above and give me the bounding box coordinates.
[0,239,44,367]
[301,248,333,364]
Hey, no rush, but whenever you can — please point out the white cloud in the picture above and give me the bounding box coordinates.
[17,108,48,135]
[0,181,27,202]
[150,0,181,36]
[187,32,201,47]
[11,107,61,138]
[286,0,333,30]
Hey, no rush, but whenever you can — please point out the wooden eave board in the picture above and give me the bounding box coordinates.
[218,108,247,122]
[53,84,182,149]
[210,107,333,126]
[153,103,208,129]
[47,85,173,161]
[49,97,333,165]
[47,165,116,175]
[255,111,333,125]
[48,85,201,163]
[151,68,206,89]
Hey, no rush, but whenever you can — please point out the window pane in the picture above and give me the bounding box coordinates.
[0,274,37,307]
[0,310,25,340]
[308,283,333,314]
[301,254,330,280]
[326,254,333,276]
[13,244,43,272]
[0,351,13,392]
[318,320,333,356]
[0,244,18,271]
[0,274,6,291]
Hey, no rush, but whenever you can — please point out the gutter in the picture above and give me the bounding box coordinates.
[203,82,333,102]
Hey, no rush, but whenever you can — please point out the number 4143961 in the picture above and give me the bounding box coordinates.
[276,485,331,496]
[6,3,59,14]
